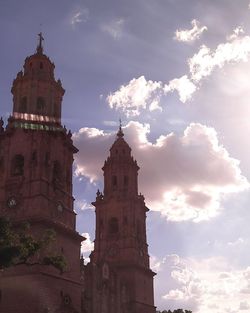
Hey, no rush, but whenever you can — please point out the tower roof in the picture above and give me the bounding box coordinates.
[110,122,131,154]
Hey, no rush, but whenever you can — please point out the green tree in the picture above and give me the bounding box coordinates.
[0,217,67,273]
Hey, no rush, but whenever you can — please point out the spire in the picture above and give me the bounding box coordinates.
[117,118,124,138]
[36,32,44,54]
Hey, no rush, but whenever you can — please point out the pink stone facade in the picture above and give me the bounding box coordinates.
[0,38,82,313]
[0,37,156,313]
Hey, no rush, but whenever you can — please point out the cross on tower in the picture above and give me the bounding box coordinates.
[37,32,44,54]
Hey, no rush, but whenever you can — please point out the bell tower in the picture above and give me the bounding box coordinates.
[12,33,64,123]
[88,124,156,313]
[0,35,83,313]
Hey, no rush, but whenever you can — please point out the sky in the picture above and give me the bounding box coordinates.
[0,0,250,312]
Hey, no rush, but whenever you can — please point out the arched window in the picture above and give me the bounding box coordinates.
[11,154,24,176]
[112,175,117,188]
[19,97,27,113]
[31,150,37,164]
[123,216,128,225]
[109,217,119,234]
[53,161,62,182]
[45,152,50,166]
[124,176,129,187]
[36,97,45,112]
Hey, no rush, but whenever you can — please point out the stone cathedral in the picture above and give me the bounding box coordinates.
[0,36,156,313]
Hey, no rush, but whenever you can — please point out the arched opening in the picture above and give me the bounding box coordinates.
[45,152,50,166]
[108,217,119,235]
[36,97,45,112]
[53,161,62,182]
[11,154,24,176]
[124,175,129,187]
[112,175,117,188]
[31,150,37,164]
[19,96,27,113]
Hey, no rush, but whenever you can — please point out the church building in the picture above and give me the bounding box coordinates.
[0,35,156,313]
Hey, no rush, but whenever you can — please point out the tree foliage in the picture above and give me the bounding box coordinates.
[0,217,67,273]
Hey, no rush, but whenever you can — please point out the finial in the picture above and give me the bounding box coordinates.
[117,118,124,138]
[37,32,44,54]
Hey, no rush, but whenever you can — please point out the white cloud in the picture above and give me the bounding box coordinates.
[107,76,162,117]
[228,237,246,247]
[107,28,250,115]
[164,75,197,103]
[75,199,93,211]
[227,26,245,41]
[81,232,94,255]
[71,9,89,27]
[174,19,207,43]
[73,127,112,182]
[103,120,118,127]
[73,121,249,222]
[101,18,124,39]
[189,35,250,82]
[107,75,195,116]
[155,254,250,313]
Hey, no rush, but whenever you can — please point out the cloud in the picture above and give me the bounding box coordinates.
[227,26,245,41]
[101,18,124,39]
[103,120,118,127]
[164,75,197,103]
[227,237,245,247]
[189,34,250,82]
[81,232,94,256]
[154,254,250,313]
[107,76,163,117]
[107,27,250,116]
[75,199,93,211]
[107,75,195,117]
[239,301,250,310]
[174,19,207,43]
[73,127,113,182]
[73,121,249,222]
[71,8,89,27]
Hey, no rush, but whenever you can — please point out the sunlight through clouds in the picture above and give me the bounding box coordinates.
[107,26,250,116]
[73,121,249,222]
[189,34,250,82]
[153,254,250,313]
